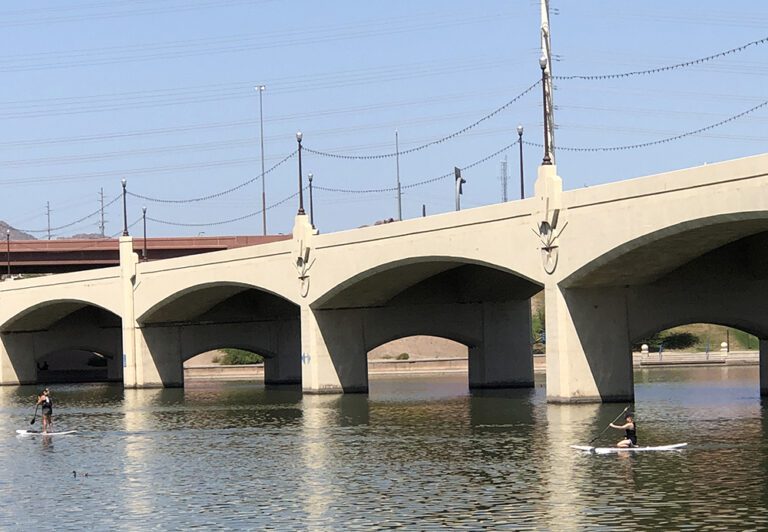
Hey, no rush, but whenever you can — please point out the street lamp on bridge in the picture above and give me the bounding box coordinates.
[296,132,306,215]
[121,178,129,236]
[308,172,315,228]
[256,85,267,235]
[517,124,525,199]
[540,56,552,166]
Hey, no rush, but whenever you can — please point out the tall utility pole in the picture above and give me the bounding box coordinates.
[541,0,556,164]
[256,85,267,235]
[99,188,106,237]
[395,130,402,221]
[46,201,52,240]
[499,157,509,202]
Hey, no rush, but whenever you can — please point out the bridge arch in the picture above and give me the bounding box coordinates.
[135,281,301,388]
[0,300,122,385]
[305,256,542,393]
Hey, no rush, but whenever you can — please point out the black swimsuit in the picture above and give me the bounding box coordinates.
[41,396,52,416]
[625,423,637,446]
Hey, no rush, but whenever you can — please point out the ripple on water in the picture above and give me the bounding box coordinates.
[0,370,766,529]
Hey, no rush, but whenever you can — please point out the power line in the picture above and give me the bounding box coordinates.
[127,150,296,204]
[16,194,121,233]
[303,80,540,160]
[524,98,768,152]
[556,35,768,81]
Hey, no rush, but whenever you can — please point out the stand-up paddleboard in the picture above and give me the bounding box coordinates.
[16,429,77,437]
[571,443,687,454]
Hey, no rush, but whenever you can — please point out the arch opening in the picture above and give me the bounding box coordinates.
[0,303,122,385]
[138,283,300,388]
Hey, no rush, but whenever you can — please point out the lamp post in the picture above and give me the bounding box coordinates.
[308,172,315,228]
[296,132,305,215]
[121,178,129,236]
[256,85,267,235]
[454,167,465,211]
[395,130,402,221]
[5,229,10,278]
[517,124,525,199]
[142,207,147,261]
[540,56,552,165]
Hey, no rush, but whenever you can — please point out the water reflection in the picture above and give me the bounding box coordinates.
[0,368,766,529]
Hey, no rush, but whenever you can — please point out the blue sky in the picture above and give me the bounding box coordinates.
[1,0,766,237]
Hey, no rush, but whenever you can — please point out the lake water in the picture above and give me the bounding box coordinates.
[1,366,766,530]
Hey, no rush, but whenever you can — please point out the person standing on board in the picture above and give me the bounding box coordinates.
[36,388,53,433]
[609,413,637,448]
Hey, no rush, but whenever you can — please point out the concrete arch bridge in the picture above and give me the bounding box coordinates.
[1,153,767,402]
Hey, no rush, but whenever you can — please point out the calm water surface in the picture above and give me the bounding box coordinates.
[1,367,766,530]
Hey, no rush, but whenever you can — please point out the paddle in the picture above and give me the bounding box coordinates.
[30,404,39,425]
[588,405,630,445]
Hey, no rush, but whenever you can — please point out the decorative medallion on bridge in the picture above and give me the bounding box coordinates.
[533,208,567,275]
[294,239,315,298]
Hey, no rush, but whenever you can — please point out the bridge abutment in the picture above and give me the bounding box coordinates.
[545,285,634,403]
[0,335,36,385]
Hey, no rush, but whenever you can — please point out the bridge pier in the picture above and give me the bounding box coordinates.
[263,320,301,386]
[0,334,37,385]
[468,300,534,389]
[301,307,368,394]
[545,285,634,403]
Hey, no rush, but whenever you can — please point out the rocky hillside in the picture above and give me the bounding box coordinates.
[0,221,36,240]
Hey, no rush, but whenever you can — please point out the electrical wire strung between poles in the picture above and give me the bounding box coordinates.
[555,35,768,81]
[127,150,296,204]
[523,98,768,153]
[302,80,541,161]
[147,188,305,227]
[16,194,121,234]
[315,141,519,194]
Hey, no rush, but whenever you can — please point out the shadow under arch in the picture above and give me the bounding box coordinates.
[1,298,121,333]
[1,302,122,385]
[308,256,542,393]
[313,255,542,310]
[563,212,768,289]
[37,347,118,384]
[136,281,301,388]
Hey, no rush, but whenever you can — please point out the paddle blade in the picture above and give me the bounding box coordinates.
[30,417,36,425]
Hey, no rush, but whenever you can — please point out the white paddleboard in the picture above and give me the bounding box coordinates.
[16,429,77,437]
[571,443,687,454]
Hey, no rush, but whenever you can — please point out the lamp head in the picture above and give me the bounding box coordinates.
[539,56,547,70]
[308,172,313,182]
[121,178,126,188]
[142,206,147,214]
[517,124,524,136]
[296,131,303,142]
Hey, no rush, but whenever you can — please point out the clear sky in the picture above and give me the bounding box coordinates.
[1,1,766,238]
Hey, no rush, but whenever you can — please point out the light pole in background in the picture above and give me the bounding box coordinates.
[142,207,147,261]
[296,132,306,215]
[517,124,525,199]
[308,172,315,228]
[256,85,267,235]
[121,178,129,236]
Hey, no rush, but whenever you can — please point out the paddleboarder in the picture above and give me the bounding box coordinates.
[609,413,637,448]
[36,388,53,434]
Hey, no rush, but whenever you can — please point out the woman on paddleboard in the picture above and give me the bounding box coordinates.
[36,388,53,433]
[609,413,637,448]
